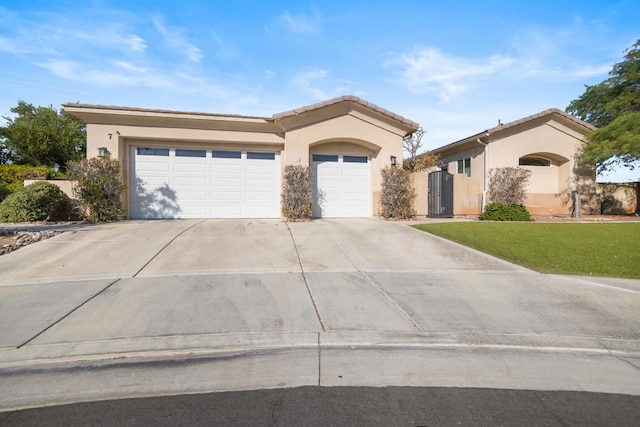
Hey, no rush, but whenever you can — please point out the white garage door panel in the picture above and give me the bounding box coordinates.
[131,148,280,219]
[312,154,370,218]
[174,176,207,186]
[211,191,243,201]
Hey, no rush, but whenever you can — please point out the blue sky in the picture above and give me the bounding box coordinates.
[1,0,639,181]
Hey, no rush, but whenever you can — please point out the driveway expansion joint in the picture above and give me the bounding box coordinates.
[16,278,122,349]
[132,220,205,277]
[284,221,326,332]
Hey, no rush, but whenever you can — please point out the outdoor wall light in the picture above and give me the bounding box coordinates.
[98,147,108,157]
[390,156,397,166]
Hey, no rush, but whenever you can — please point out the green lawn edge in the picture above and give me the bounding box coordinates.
[413,222,640,279]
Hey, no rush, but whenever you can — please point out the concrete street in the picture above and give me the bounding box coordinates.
[0,218,639,411]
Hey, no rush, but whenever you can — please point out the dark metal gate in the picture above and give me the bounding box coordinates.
[428,171,453,218]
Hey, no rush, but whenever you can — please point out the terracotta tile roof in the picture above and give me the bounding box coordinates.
[486,107,596,134]
[431,108,595,154]
[62,103,270,120]
[272,94,420,128]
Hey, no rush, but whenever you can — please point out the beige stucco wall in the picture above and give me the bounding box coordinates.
[410,171,429,217]
[436,117,597,215]
[70,100,414,218]
[83,121,285,216]
[24,180,75,199]
[280,111,405,217]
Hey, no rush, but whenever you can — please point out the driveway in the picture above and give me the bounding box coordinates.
[1,218,639,410]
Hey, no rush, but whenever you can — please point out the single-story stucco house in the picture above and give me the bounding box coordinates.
[427,108,599,216]
[64,95,418,219]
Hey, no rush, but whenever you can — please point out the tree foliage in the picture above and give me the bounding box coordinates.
[0,164,60,192]
[403,128,440,172]
[67,158,126,221]
[0,100,86,171]
[488,167,531,205]
[380,165,415,219]
[566,40,640,171]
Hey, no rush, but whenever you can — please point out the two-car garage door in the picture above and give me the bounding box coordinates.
[131,147,371,219]
[131,147,280,219]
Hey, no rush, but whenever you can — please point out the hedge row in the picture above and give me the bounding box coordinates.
[0,164,60,192]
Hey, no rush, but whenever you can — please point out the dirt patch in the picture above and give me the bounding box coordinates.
[532,214,640,223]
[0,234,15,246]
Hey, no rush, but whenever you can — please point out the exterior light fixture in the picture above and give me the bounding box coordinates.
[98,147,108,158]
[390,156,397,166]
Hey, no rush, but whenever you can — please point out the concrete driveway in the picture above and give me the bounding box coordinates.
[1,218,639,410]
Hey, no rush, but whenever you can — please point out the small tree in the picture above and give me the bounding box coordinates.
[67,158,126,221]
[402,127,440,172]
[281,163,312,221]
[488,167,531,205]
[1,100,86,171]
[380,165,415,219]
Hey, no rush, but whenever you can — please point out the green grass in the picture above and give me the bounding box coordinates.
[413,222,640,279]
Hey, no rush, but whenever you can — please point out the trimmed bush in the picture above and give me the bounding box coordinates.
[479,203,532,221]
[0,181,70,222]
[0,164,60,192]
[67,158,126,221]
[380,165,416,219]
[0,184,10,202]
[281,164,312,221]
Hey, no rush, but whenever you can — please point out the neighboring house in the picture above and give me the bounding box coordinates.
[64,95,418,219]
[429,108,598,215]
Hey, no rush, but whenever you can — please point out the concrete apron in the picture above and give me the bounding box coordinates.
[1,219,640,410]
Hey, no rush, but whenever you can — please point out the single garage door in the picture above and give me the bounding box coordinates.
[311,154,370,217]
[131,147,280,219]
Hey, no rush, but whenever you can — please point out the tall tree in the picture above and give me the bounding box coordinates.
[0,100,86,171]
[566,40,640,172]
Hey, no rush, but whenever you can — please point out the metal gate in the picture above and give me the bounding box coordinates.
[428,171,453,218]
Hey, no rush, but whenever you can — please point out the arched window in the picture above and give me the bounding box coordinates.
[519,156,551,167]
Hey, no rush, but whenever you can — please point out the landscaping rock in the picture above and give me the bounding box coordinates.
[0,230,63,256]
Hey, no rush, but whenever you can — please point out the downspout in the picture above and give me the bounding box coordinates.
[476,133,490,212]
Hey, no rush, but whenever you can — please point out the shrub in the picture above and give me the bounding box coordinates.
[0,184,10,202]
[67,158,126,221]
[479,203,532,221]
[0,164,60,192]
[380,165,416,219]
[0,181,70,222]
[281,164,312,221]
[488,167,531,204]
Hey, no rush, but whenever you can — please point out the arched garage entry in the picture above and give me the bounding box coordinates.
[310,140,378,218]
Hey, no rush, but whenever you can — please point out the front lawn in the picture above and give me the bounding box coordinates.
[413,222,640,279]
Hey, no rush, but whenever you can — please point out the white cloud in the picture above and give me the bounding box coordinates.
[386,47,515,101]
[35,57,234,100]
[290,68,357,101]
[127,34,147,53]
[0,36,19,53]
[152,15,203,62]
[292,68,331,100]
[277,8,321,33]
[111,60,149,74]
